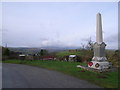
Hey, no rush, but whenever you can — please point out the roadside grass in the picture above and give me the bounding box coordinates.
[3,59,119,88]
[56,50,120,67]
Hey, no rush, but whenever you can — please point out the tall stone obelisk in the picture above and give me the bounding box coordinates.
[88,13,110,69]
[96,13,103,44]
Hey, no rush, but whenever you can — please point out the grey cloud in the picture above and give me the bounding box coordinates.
[81,38,90,41]
[104,33,118,43]
[81,36,95,42]
[39,38,48,41]
[0,29,8,35]
[104,33,118,49]
[0,29,8,32]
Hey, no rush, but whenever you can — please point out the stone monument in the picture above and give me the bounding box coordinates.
[88,13,110,70]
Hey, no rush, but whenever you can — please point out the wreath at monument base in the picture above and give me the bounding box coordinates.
[95,63,100,68]
[88,62,93,67]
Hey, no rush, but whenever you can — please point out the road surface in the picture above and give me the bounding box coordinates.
[2,63,100,88]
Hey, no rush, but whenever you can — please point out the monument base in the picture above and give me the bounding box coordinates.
[88,61,110,70]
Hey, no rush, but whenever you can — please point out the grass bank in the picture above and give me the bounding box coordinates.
[3,59,119,88]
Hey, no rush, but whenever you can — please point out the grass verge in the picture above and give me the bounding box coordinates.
[3,59,119,88]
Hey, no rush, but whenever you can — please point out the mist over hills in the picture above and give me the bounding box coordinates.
[8,46,80,54]
[8,45,116,55]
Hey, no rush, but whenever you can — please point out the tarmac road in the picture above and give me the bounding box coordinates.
[2,63,100,88]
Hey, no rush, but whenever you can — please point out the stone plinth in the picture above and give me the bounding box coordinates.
[88,61,110,70]
[92,42,107,61]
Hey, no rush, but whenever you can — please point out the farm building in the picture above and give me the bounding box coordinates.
[63,55,81,62]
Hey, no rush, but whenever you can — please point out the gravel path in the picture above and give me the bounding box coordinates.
[2,63,100,88]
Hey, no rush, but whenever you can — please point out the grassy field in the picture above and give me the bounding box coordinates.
[56,50,120,67]
[56,50,92,58]
[3,59,119,88]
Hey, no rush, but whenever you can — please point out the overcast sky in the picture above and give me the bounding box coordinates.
[1,2,118,49]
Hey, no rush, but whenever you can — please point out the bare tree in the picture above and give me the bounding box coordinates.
[85,37,94,51]
[81,43,85,50]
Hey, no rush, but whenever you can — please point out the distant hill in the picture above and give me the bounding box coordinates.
[8,46,80,54]
[8,46,116,54]
[8,47,41,54]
